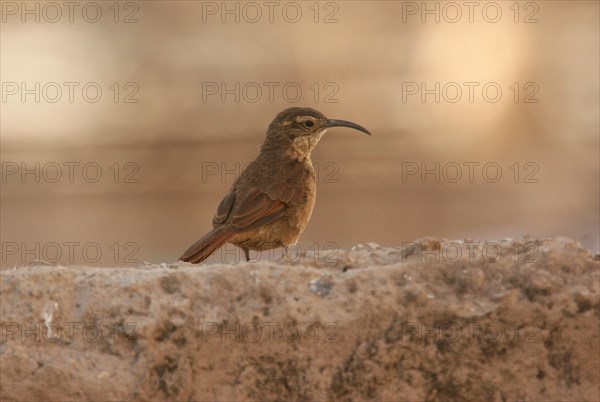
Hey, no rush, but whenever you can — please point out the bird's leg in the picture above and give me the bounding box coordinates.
[283,243,299,262]
[243,247,250,262]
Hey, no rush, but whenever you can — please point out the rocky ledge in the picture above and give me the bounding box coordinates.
[1,237,598,401]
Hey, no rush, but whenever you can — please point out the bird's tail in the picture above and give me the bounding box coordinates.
[179,227,235,264]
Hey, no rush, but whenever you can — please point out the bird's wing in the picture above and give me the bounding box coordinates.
[211,186,288,233]
[211,161,307,232]
[229,187,287,231]
[212,189,237,226]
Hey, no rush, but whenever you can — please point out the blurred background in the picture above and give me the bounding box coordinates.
[1,0,598,266]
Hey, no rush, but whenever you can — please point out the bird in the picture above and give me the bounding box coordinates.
[179,107,371,264]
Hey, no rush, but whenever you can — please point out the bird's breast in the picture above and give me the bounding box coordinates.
[277,164,316,246]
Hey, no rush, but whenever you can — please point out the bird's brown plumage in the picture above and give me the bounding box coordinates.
[180,107,370,264]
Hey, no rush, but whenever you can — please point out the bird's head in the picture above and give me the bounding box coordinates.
[263,107,371,158]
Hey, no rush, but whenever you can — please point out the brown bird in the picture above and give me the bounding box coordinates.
[180,107,371,264]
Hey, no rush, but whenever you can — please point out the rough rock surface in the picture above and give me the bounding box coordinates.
[1,237,598,401]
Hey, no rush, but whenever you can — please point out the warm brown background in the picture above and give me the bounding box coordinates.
[1,1,599,266]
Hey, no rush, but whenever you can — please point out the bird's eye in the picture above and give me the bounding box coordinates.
[304,121,314,128]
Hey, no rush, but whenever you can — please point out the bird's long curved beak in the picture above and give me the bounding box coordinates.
[324,119,371,135]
